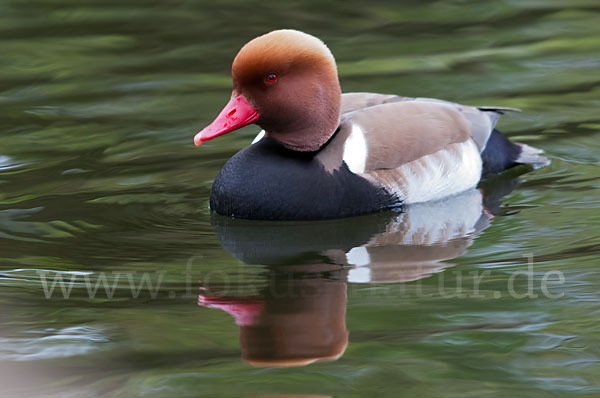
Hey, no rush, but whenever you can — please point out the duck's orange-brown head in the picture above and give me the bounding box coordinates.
[194,30,342,152]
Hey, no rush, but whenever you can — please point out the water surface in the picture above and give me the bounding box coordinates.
[1,0,599,396]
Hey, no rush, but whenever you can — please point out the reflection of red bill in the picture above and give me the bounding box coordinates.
[198,294,264,326]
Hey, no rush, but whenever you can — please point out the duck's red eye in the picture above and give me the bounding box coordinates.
[266,73,277,83]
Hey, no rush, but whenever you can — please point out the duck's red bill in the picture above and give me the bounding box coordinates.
[194,96,260,146]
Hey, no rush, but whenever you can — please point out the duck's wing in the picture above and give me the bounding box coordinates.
[318,97,507,204]
[341,93,510,155]
[409,97,521,152]
[345,98,501,171]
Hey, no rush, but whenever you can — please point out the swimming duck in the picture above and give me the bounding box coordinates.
[195,30,548,220]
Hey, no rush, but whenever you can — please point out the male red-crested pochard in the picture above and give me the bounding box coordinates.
[195,29,548,220]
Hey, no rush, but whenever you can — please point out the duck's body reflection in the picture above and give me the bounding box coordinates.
[199,175,519,367]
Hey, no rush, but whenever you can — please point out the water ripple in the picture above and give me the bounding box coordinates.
[0,326,110,361]
[0,155,25,171]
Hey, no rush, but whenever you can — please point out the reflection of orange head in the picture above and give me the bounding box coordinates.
[240,278,348,367]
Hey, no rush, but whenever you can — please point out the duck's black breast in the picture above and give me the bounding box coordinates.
[210,138,399,220]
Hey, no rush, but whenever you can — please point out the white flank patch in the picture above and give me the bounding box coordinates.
[345,246,371,266]
[347,267,372,283]
[251,130,265,144]
[343,124,368,173]
[399,139,482,204]
[346,247,372,283]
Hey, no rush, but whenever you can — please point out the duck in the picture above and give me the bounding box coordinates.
[194,29,548,220]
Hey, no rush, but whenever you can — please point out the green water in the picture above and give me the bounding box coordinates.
[1,0,599,396]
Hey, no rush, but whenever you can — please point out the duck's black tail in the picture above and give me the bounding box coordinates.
[481,129,549,178]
